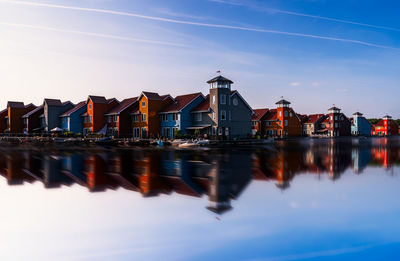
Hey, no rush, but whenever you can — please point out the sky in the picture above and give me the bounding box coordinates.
[0,0,399,118]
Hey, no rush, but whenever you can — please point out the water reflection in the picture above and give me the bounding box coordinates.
[1,137,400,214]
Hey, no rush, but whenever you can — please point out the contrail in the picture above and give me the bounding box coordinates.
[0,0,399,50]
[0,22,187,47]
[211,0,400,32]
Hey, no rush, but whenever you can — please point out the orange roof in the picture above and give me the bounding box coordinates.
[305,114,326,124]
[264,109,277,121]
[252,108,269,121]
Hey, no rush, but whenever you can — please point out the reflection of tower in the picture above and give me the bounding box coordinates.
[206,152,252,214]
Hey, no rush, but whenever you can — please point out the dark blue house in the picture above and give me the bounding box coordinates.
[351,112,371,136]
[158,93,205,138]
[59,101,87,134]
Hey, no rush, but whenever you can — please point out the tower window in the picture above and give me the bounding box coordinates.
[279,111,282,117]
[220,95,226,105]
[221,110,226,120]
[212,95,216,104]
[284,111,288,117]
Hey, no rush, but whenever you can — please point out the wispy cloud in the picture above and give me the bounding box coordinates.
[210,0,400,32]
[290,82,300,87]
[0,22,186,47]
[1,0,399,50]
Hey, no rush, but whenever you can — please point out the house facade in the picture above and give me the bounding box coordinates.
[0,109,8,133]
[371,115,399,136]
[251,108,269,136]
[131,92,174,139]
[82,96,119,135]
[7,102,36,134]
[159,93,204,139]
[43,99,74,132]
[274,99,302,137]
[302,114,326,136]
[320,107,351,137]
[351,112,371,136]
[189,76,253,138]
[105,97,138,137]
[22,105,44,134]
[60,101,87,134]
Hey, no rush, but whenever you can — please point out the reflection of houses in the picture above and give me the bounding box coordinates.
[352,147,372,174]
[1,152,36,185]
[42,155,74,188]
[105,97,138,137]
[22,105,44,134]
[84,154,119,192]
[371,115,399,136]
[60,101,87,134]
[351,112,371,136]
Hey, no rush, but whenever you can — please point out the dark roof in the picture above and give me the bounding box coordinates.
[7,101,25,108]
[44,99,62,106]
[353,112,363,116]
[328,106,341,111]
[252,108,269,121]
[304,114,325,124]
[141,91,162,100]
[264,109,278,121]
[106,97,138,115]
[297,114,309,123]
[107,98,118,104]
[275,99,291,105]
[207,75,233,84]
[160,94,173,101]
[62,101,73,106]
[0,108,7,115]
[88,95,107,104]
[191,94,210,112]
[383,115,392,119]
[22,105,44,118]
[160,93,202,113]
[60,101,86,117]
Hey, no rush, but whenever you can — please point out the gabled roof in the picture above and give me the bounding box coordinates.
[264,109,278,121]
[231,90,254,113]
[107,98,118,104]
[7,101,25,108]
[160,93,203,113]
[383,115,392,119]
[304,114,325,124]
[160,94,173,101]
[0,108,7,115]
[353,112,363,116]
[252,108,269,121]
[207,75,233,84]
[297,114,308,123]
[88,95,107,104]
[275,99,291,105]
[191,94,210,113]
[44,99,62,106]
[105,97,138,115]
[328,106,341,111]
[60,101,86,117]
[22,105,44,118]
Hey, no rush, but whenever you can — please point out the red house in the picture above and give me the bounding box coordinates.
[251,108,269,136]
[105,97,138,137]
[320,106,351,137]
[371,115,399,136]
[82,96,119,135]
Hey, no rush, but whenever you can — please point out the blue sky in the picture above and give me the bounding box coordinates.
[0,0,399,117]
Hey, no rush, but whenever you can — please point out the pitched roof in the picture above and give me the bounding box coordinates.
[88,95,107,104]
[22,105,44,118]
[106,97,138,115]
[0,108,7,115]
[353,112,363,116]
[264,109,278,121]
[191,94,210,112]
[297,114,308,123]
[328,106,341,111]
[160,93,203,113]
[60,101,86,117]
[383,115,392,119]
[304,114,325,124]
[141,91,161,100]
[7,101,25,108]
[252,108,269,121]
[107,98,118,104]
[44,99,62,106]
[231,90,254,113]
[160,94,173,101]
[276,99,291,105]
[207,75,233,84]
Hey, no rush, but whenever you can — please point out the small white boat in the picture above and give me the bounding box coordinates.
[178,140,198,148]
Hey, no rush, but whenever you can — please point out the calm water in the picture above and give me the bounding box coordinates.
[1,137,400,260]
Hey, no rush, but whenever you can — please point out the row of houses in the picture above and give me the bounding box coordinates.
[0,75,398,138]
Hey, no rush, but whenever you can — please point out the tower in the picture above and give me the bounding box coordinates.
[328,106,341,137]
[207,75,233,137]
[276,99,291,137]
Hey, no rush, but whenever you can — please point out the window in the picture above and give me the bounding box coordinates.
[220,95,226,104]
[330,116,333,121]
[266,121,271,126]
[107,116,111,123]
[172,113,179,121]
[252,121,257,126]
[335,116,338,120]
[194,113,202,122]
[212,112,216,120]
[113,115,118,122]
[83,117,87,123]
[132,115,138,122]
[212,95,216,104]
[221,110,226,120]
[89,116,92,123]
[142,101,146,107]
[290,112,293,117]
[141,113,147,122]
[133,127,140,138]
[141,127,147,138]
[233,98,238,106]
[89,104,92,110]
[284,111,288,117]
[284,120,288,126]
[161,114,168,122]
[229,111,231,121]
[279,111,282,117]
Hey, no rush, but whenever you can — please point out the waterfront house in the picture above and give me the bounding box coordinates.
[82,96,119,135]
[263,109,279,137]
[302,114,326,136]
[251,108,269,136]
[0,108,8,133]
[371,115,399,136]
[22,105,44,134]
[105,97,138,137]
[319,106,351,137]
[59,101,87,134]
[189,76,253,138]
[131,92,174,139]
[7,102,36,134]
[43,99,74,132]
[159,92,205,139]
[351,112,371,136]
